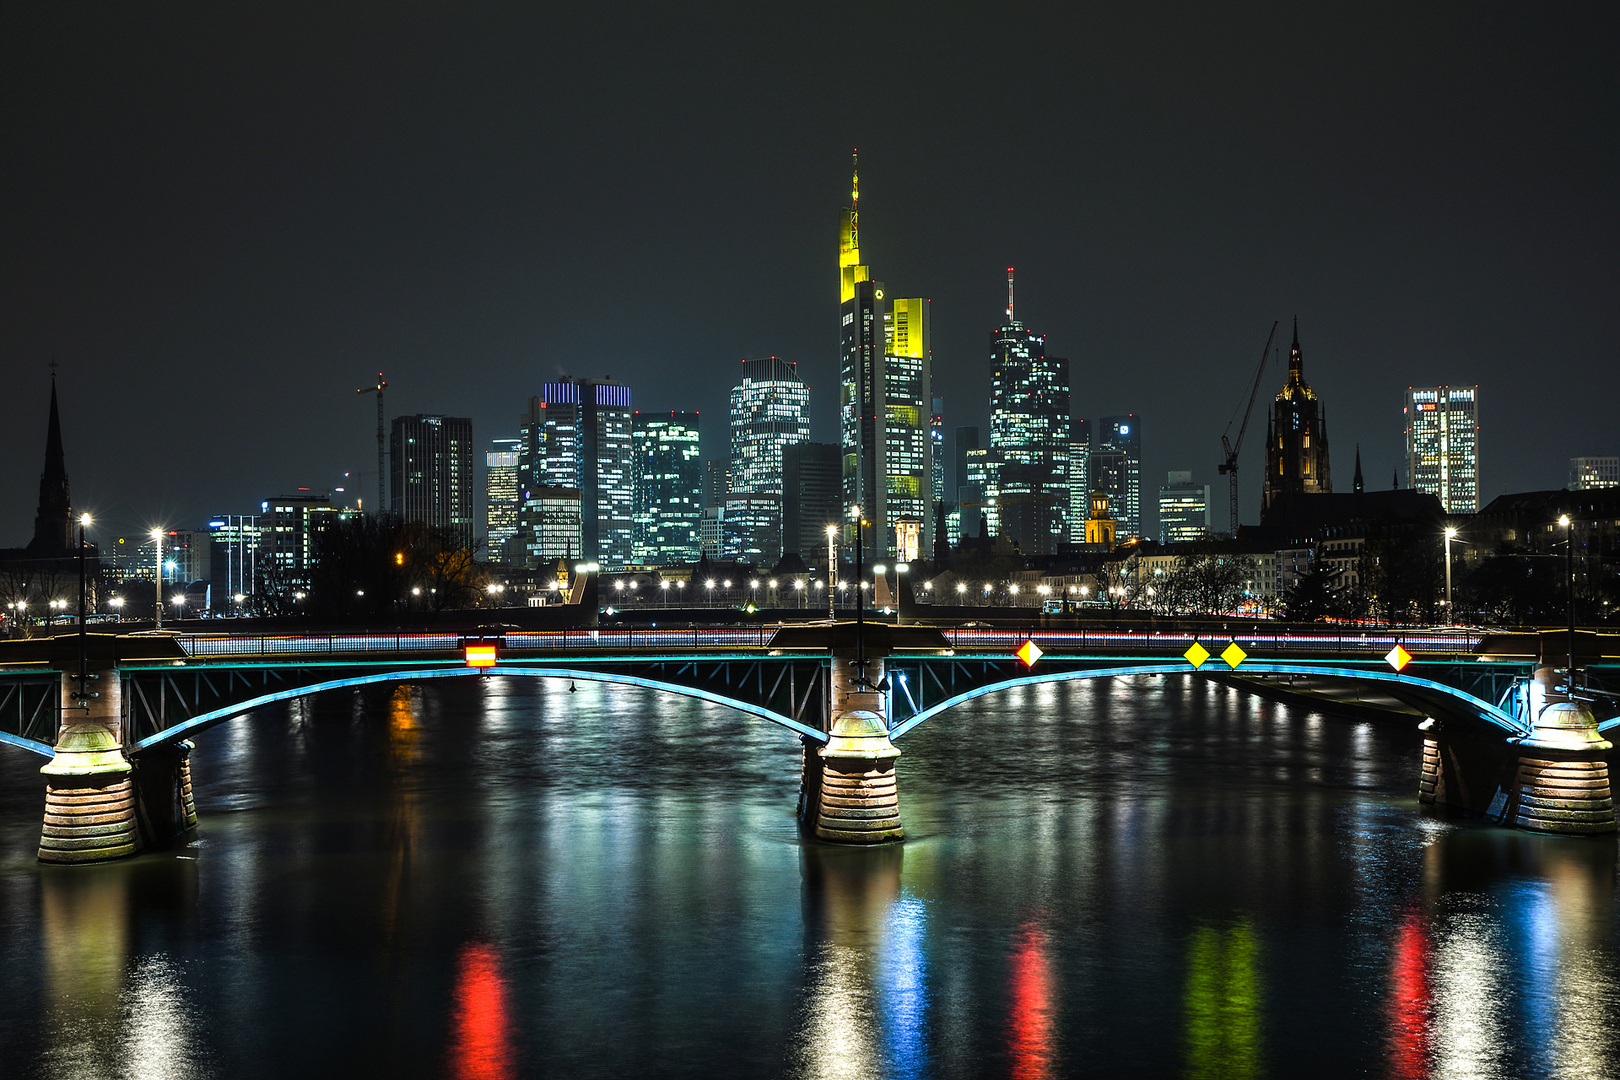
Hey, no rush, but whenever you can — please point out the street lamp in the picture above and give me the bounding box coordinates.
[1443,525,1458,624]
[150,527,165,629]
[826,525,837,619]
[1560,512,1575,689]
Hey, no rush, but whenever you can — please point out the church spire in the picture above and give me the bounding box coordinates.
[29,373,73,554]
[1353,443,1364,493]
[1289,316,1303,379]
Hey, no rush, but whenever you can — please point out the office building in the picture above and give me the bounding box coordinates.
[518,380,634,569]
[522,488,583,565]
[1158,471,1211,543]
[838,157,934,561]
[1405,385,1479,513]
[207,515,259,611]
[633,411,702,564]
[1263,323,1332,513]
[260,494,339,588]
[1068,418,1092,544]
[390,415,476,550]
[724,494,782,566]
[729,357,809,562]
[782,442,841,560]
[1570,456,1618,491]
[930,395,945,509]
[1095,415,1142,541]
[986,270,1070,555]
[486,438,522,561]
[702,459,730,509]
[730,357,809,496]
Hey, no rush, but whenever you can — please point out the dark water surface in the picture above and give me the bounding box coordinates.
[2,674,1617,1078]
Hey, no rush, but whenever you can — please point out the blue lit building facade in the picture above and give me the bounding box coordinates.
[633,411,702,564]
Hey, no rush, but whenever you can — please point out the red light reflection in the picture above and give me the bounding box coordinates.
[1008,920,1056,1080]
[1387,910,1432,1080]
[450,942,516,1080]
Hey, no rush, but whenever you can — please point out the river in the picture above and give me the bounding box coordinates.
[1,673,1616,1078]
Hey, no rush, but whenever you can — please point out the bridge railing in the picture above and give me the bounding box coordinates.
[170,626,1484,659]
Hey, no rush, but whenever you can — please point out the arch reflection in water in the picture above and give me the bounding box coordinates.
[1183,919,1262,1080]
[39,861,206,1080]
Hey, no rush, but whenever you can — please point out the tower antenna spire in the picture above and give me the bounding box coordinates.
[850,149,859,253]
[1007,267,1015,323]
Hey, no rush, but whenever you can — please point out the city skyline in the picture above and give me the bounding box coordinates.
[2,7,1615,543]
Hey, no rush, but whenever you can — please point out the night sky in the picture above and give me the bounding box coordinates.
[3,5,1616,545]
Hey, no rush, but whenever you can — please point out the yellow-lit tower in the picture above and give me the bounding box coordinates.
[837,152,933,560]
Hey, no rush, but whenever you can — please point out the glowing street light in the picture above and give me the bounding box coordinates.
[1443,525,1459,622]
[150,527,165,630]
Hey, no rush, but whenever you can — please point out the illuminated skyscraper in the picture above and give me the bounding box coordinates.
[838,155,934,561]
[390,414,476,550]
[783,442,841,559]
[1095,415,1141,542]
[988,269,1070,554]
[1405,385,1479,513]
[1068,418,1091,544]
[485,438,522,560]
[633,411,702,564]
[728,357,808,562]
[930,395,945,510]
[518,380,634,569]
[1263,322,1332,512]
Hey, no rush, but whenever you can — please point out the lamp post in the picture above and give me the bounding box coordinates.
[76,514,91,708]
[1560,513,1575,691]
[1444,525,1458,624]
[151,527,164,630]
[826,525,837,620]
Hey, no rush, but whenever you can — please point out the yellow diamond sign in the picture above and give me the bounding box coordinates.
[1184,641,1211,669]
[1016,639,1044,668]
[1220,641,1248,669]
[1386,644,1412,672]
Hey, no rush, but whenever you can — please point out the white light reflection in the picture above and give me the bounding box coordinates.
[120,955,208,1080]
[1430,913,1508,1079]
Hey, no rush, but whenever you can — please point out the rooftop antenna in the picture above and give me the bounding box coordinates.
[1007,267,1015,323]
[355,373,386,512]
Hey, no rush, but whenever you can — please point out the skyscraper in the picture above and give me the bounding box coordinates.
[633,411,702,564]
[207,515,259,612]
[390,415,476,550]
[518,380,634,569]
[1095,415,1142,542]
[1263,322,1332,512]
[1570,456,1619,490]
[1404,386,1479,513]
[1158,471,1211,542]
[728,356,809,562]
[1068,418,1092,545]
[987,269,1070,554]
[782,442,842,560]
[930,395,945,510]
[485,438,522,561]
[837,155,934,561]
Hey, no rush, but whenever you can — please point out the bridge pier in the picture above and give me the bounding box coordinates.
[811,650,904,844]
[132,739,199,847]
[39,659,137,864]
[1511,666,1614,836]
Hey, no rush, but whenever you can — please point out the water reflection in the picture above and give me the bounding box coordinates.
[1386,910,1432,1080]
[1007,918,1057,1080]
[1183,920,1262,1080]
[449,941,516,1080]
[38,860,205,1079]
[791,843,905,1080]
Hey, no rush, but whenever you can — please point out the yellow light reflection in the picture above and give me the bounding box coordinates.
[789,845,903,1080]
[1183,920,1262,1080]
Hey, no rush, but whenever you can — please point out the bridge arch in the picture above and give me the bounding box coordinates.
[887,662,1523,739]
[132,666,826,753]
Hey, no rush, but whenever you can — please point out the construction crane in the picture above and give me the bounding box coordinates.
[1217,322,1278,536]
[355,373,386,513]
